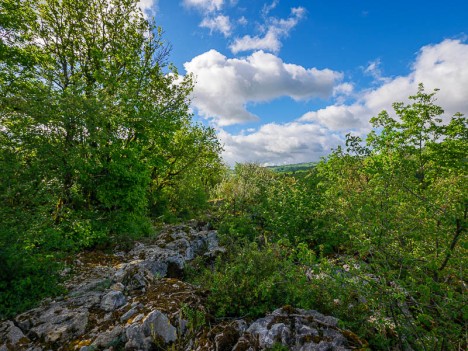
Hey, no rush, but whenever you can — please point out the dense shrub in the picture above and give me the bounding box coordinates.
[204,86,466,350]
[190,242,314,318]
[213,163,319,245]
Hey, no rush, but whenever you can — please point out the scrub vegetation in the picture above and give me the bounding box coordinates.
[1,1,466,350]
[197,85,466,350]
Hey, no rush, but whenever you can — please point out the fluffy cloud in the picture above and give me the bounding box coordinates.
[183,0,223,13]
[138,0,158,15]
[200,15,232,36]
[301,39,468,131]
[183,0,232,37]
[220,39,468,166]
[229,7,306,54]
[184,49,343,125]
[219,123,342,166]
[300,105,367,131]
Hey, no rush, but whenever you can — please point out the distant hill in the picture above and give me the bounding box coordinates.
[266,162,317,173]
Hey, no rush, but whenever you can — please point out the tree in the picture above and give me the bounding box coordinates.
[0,0,222,317]
[315,85,467,349]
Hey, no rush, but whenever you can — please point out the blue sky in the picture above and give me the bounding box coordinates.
[143,0,468,166]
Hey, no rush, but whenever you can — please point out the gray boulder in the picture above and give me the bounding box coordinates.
[124,224,225,280]
[0,320,30,348]
[28,306,89,344]
[142,310,177,343]
[124,309,177,350]
[92,325,126,348]
[233,307,353,351]
[100,290,127,311]
[125,323,148,349]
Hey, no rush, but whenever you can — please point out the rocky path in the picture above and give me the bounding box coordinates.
[1,221,365,351]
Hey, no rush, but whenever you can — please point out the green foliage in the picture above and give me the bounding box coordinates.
[0,238,65,318]
[269,343,290,351]
[0,0,223,317]
[266,161,317,173]
[190,243,314,318]
[203,86,466,350]
[179,304,207,334]
[313,85,467,349]
[149,124,224,220]
[214,163,318,244]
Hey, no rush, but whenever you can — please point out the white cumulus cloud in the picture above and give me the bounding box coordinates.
[219,122,342,166]
[184,49,343,125]
[363,58,390,84]
[229,7,306,54]
[301,39,468,131]
[183,0,223,13]
[200,15,232,36]
[300,105,367,131]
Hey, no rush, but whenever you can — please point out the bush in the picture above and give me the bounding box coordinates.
[190,242,314,319]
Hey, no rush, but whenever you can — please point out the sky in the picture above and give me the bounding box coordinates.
[142,0,468,166]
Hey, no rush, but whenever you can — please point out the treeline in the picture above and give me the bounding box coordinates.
[0,0,223,317]
[267,162,317,173]
[191,86,467,350]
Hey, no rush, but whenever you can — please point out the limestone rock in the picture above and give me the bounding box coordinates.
[233,307,352,351]
[0,222,364,351]
[29,306,89,344]
[142,310,177,343]
[120,307,139,323]
[124,323,149,350]
[0,320,30,348]
[113,260,155,290]
[125,223,225,280]
[92,325,125,348]
[100,291,126,311]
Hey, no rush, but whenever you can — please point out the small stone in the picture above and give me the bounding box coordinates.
[60,267,72,276]
[100,291,126,311]
[132,314,145,323]
[92,325,124,348]
[1,321,29,346]
[120,307,138,323]
[110,282,125,291]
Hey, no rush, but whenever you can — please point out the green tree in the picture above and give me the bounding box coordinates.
[315,85,467,349]
[149,121,224,219]
[0,0,222,317]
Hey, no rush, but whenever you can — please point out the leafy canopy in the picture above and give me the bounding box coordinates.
[0,0,223,317]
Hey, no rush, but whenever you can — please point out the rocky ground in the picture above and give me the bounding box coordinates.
[0,221,367,351]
